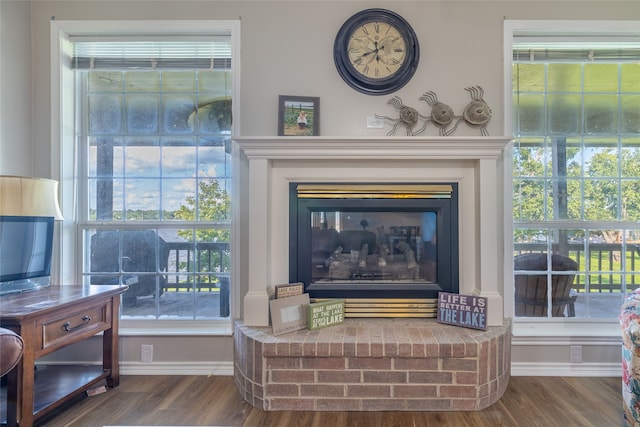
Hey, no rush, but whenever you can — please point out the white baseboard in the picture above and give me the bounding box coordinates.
[119,361,234,376]
[511,362,621,377]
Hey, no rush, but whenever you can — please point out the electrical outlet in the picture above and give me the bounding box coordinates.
[570,345,582,363]
[141,344,153,364]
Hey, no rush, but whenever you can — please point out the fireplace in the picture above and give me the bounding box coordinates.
[233,136,512,412]
[234,136,511,327]
[289,183,459,313]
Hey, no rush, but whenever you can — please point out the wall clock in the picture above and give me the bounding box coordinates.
[334,8,420,96]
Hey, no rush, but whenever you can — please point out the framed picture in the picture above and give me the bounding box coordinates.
[269,293,310,335]
[278,95,320,136]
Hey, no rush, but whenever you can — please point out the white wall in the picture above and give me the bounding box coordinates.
[3,0,639,375]
[0,0,33,175]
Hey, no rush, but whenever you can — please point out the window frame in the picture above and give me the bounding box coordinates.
[51,20,241,335]
[503,20,639,338]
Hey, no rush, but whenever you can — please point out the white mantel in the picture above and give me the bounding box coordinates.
[234,136,512,327]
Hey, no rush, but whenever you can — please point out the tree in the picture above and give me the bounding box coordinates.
[173,180,231,280]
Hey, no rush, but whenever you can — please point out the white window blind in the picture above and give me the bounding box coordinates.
[69,37,232,69]
[513,37,640,62]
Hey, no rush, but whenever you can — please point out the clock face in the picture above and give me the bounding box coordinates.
[334,9,419,95]
[347,21,407,79]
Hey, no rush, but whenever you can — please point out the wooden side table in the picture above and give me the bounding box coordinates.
[1,285,127,427]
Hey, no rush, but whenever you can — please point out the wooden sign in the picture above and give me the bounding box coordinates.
[437,292,487,330]
[274,282,304,299]
[308,299,345,330]
[270,293,310,335]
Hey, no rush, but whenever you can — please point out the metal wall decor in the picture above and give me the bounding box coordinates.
[375,85,492,136]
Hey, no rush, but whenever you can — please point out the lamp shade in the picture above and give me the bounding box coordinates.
[0,175,64,220]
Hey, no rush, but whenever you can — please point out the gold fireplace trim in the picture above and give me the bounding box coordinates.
[297,184,453,199]
[311,298,438,318]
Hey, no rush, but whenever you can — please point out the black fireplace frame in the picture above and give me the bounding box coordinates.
[289,183,459,299]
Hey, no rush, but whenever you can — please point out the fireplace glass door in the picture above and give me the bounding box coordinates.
[290,183,459,300]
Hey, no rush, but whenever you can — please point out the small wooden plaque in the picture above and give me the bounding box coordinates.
[308,299,345,330]
[274,282,304,299]
[437,292,487,330]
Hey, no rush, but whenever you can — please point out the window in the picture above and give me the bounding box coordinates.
[508,21,640,320]
[52,21,239,326]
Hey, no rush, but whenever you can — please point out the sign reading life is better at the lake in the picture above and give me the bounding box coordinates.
[308,300,345,330]
[437,292,487,330]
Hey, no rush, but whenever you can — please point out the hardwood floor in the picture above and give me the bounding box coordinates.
[38,375,621,427]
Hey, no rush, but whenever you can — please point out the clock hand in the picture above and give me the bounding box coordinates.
[361,41,379,58]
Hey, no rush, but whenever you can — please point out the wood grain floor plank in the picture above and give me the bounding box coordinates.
[36,375,621,427]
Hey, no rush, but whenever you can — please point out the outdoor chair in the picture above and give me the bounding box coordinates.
[514,252,579,317]
[90,230,169,307]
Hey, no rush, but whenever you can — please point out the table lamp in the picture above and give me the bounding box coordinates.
[0,175,63,219]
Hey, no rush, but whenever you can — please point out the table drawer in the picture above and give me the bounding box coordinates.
[40,303,110,352]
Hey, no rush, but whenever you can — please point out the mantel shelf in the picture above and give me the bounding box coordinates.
[233,136,512,160]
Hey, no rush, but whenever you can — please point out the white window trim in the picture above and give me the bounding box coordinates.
[50,20,241,335]
[503,20,639,339]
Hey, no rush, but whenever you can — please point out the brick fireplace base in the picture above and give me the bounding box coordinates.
[234,318,511,411]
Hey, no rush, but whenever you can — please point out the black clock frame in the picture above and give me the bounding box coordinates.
[334,8,420,96]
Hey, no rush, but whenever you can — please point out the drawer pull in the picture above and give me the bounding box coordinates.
[62,315,91,332]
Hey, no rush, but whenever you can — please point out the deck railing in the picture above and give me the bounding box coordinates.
[514,243,640,292]
[163,241,230,316]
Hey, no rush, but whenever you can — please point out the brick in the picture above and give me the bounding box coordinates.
[409,371,453,384]
[450,398,480,411]
[370,342,384,357]
[363,370,407,384]
[398,342,412,357]
[302,357,346,370]
[384,343,398,357]
[316,342,330,357]
[265,383,299,396]
[394,358,438,371]
[356,342,370,357]
[316,398,361,411]
[262,343,277,357]
[424,342,440,356]
[252,382,264,399]
[317,370,361,383]
[329,342,344,357]
[442,358,478,372]
[451,342,466,357]
[347,384,391,397]
[455,371,478,385]
[478,383,490,398]
[275,342,290,356]
[268,398,315,411]
[343,341,356,357]
[438,343,453,357]
[463,341,478,357]
[302,341,317,356]
[348,357,392,370]
[406,398,452,410]
[362,398,405,411]
[440,385,478,398]
[266,357,301,370]
[301,384,345,397]
[478,341,489,383]
[394,385,438,398]
[289,341,303,356]
[271,369,315,383]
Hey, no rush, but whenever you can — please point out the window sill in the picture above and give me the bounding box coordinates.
[119,319,232,336]
[512,317,620,339]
